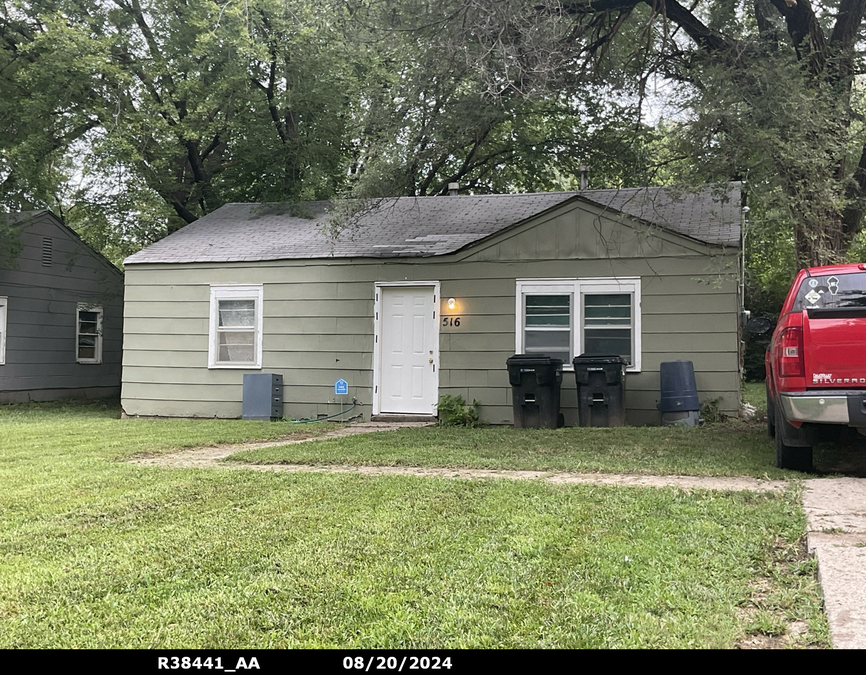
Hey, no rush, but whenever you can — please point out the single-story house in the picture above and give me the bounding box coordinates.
[0,211,124,403]
[121,184,743,425]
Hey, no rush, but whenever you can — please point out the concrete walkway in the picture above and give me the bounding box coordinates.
[803,478,866,649]
[132,421,866,649]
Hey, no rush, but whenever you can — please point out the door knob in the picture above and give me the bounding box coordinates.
[429,358,434,363]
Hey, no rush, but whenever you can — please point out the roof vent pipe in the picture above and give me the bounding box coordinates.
[579,166,588,191]
[448,182,459,196]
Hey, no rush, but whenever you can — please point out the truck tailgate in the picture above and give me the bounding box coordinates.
[804,307,866,387]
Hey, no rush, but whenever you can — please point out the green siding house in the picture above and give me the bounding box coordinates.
[121,185,743,425]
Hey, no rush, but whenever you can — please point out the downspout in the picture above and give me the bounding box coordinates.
[741,206,749,316]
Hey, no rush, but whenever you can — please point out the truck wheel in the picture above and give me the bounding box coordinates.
[766,381,776,439]
[774,406,813,472]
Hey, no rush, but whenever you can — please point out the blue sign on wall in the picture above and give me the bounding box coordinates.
[334,379,349,395]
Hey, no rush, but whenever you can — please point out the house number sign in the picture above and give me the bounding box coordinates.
[442,317,462,327]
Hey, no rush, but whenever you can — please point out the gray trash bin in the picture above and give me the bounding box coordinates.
[573,354,627,427]
[657,360,701,426]
[506,354,564,429]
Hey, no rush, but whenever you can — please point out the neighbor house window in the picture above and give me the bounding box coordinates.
[208,285,263,369]
[516,278,641,371]
[0,297,7,365]
[76,304,103,364]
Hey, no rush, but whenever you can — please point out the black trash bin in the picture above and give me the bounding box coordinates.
[506,354,564,429]
[573,354,627,427]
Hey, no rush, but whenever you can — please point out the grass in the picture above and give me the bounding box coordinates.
[227,424,798,478]
[0,399,829,648]
[227,381,799,478]
[0,398,332,461]
[742,381,768,417]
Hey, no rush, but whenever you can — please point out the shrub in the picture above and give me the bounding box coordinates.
[436,394,481,427]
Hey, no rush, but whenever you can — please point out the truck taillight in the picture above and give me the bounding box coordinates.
[778,326,804,377]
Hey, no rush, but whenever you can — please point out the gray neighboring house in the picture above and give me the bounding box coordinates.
[0,211,124,403]
[121,184,744,426]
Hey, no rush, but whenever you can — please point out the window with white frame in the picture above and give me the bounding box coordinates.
[516,278,641,371]
[0,297,7,365]
[76,304,103,364]
[208,285,263,368]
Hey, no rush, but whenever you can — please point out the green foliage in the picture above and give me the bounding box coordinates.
[389,0,866,267]
[436,394,481,427]
[1,0,361,261]
[668,45,858,266]
[0,214,22,268]
[741,193,798,380]
[743,308,774,383]
[2,0,669,263]
[700,398,725,425]
[846,229,866,263]
[341,2,663,198]
[5,0,866,278]
[742,381,768,420]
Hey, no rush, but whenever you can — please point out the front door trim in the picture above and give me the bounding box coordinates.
[373,281,440,416]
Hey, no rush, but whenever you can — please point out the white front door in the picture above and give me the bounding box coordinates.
[377,285,438,415]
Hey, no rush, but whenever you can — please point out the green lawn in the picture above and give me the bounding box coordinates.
[228,424,798,478]
[0,399,829,648]
[0,398,332,461]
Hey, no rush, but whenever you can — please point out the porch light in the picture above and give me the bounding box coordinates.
[447,298,456,310]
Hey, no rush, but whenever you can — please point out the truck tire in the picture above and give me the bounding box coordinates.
[775,406,813,472]
[766,381,776,439]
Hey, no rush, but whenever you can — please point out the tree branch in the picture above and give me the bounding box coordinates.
[643,0,733,52]
[768,0,826,74]
[168,198,198,225]
[830,0,866,46]
[828,0,866,81]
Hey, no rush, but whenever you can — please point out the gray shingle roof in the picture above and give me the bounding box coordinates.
[586,184,742,247]
[124,183,742,265]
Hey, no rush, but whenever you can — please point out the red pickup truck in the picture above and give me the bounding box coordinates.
[758,263,866,471]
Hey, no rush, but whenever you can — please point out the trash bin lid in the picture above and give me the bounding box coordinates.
[506,353,564,367]
[572,353,626,365]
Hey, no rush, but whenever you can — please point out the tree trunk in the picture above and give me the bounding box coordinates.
[795,207,848,267]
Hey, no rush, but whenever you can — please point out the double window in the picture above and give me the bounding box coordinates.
[516,278,641,371]
[208,285,263,368]
[76,304,103,364]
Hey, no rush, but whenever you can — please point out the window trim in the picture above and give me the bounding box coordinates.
[76,303,103,364]
[208,284,264,369]
[515,278,641,372]
[0,296,7,365]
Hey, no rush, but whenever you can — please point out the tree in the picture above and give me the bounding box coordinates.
[341,0,663,199]
[4,0,667,263]
[1,0,360,260]
[376,0,866,267]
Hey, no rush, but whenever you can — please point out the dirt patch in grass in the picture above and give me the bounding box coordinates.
[130,421,432,468]
[131,420,790,492]
[136,447,790,492]
[736,537,828,649]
